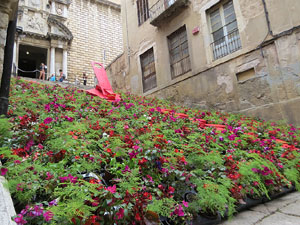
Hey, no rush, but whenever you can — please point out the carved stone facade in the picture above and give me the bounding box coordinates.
[14,0,123,85]
[106,0,300,125]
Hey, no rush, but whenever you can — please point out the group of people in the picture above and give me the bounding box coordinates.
[48,70,66,82]
[38,63,65,82]
[38,63,88,85]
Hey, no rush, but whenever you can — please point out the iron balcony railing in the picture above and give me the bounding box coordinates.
[210,29,241,60]
[149,0,177,20]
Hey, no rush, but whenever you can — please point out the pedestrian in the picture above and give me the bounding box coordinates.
[58,69,65,82]
[49,74,56,81]
[83,73,87,86]
[39,63,45,80]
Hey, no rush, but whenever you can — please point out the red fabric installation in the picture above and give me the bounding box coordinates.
[86,61,120,101]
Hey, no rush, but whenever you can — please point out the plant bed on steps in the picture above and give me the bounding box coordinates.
[0,78,299,225]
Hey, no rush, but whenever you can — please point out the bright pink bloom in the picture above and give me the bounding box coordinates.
[44,117,53,124]
[43,211,54,222]
[14,214,27,225]
[182,201,189,207]
[106,184,116,194]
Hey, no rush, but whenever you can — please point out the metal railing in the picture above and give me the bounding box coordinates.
[210,29,241,60]
[149,0,176,20]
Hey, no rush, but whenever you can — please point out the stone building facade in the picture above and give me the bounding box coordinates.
[14,0,123,85]
[107,0,300,125]
[0,0,18,87]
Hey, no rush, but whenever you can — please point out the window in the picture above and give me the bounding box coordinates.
[168,25,191,79]
[137,0,149,25]
[209,0,241,60]
[140,48,157,92]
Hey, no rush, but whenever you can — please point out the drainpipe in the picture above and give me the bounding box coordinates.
[261,0,274,37]
[0,9,18,116]
[124,0,130,70]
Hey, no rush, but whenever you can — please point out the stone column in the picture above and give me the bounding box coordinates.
[51,1,56,14]
[50,47,55,76]
[63,49,68,78]
[12,40,17,75]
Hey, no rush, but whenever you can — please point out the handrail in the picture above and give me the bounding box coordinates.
[210,29,241,60]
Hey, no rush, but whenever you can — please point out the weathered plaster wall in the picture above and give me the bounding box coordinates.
[108,0,300,124]
[68,0,123,85]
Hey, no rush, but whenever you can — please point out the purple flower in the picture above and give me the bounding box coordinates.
[251,168,260,173]
[122,165,131,174]
[0,168,8,176]
[219,136,224,141]
[44,104,51,112]
[44,117,53,124]
[65,116,74,122]
[128,151,138,159]
[49,199,58,206]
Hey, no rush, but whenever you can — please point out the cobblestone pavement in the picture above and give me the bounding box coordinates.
[221,191,300,225]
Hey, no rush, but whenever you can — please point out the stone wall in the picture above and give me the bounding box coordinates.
[106,52,130,91]
[107,0,300,125]
[67,0,123,86]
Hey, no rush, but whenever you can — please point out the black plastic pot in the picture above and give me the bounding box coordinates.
[190,211,222,225]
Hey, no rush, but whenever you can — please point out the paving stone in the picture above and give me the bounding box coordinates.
[250,204,270,214]
[280,200,300,216]
[263,192,300,213]
[256,212,300,225]
[221,211,267,225]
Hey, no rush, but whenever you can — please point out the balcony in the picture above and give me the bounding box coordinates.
[149,0,189,27]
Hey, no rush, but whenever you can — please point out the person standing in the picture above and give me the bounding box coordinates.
[83,73,87,86]
[39,63,45,80]
[58,69,65,82]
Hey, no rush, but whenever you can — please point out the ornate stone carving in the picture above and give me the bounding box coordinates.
[55,3,63,15]
[27,16,43,32]
[48,16,73,41]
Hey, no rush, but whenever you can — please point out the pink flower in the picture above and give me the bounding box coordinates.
[1,168,8,176]
[43,211,54,222]
[171,205,184,217]
[116,208,124,219]
[182,201,189,208]
[106,184,116,194]
[44,117,53,124]
[14,160,21,164]
[14,214,27,225]
[265,179,274,185]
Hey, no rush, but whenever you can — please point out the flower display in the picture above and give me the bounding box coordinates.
[0,78,299,224]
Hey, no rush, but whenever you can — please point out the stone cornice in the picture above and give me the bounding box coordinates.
[52,0,72,5]
[95,0,120,10]
[18,31,48,40]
